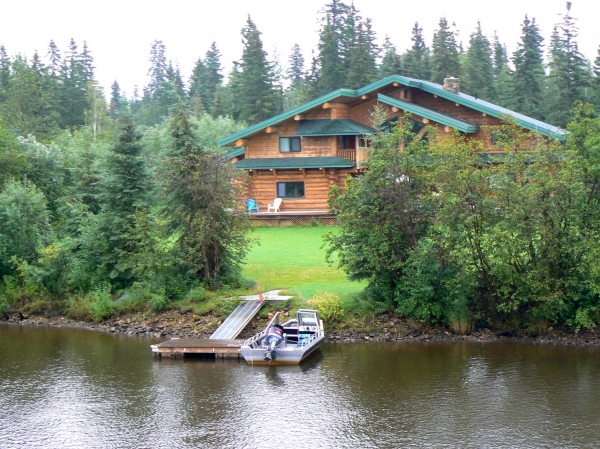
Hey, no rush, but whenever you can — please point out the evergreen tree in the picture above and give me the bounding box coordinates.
[402,23,432,80]
[510,15,546,119]
[189,42,223,117]
[345,19,379,88]
[189,57,209,116]
[59,38,90,129]
[234,16,281,124]
[109,80,122,119]
[593,45,600,107]
[46,40,61,77]
[1,55,58,137]
[138,40,179,125]
[286,44,305,88]
[166,62,185,99]
[0,45,10,103]
[546,2,591,127]
[317,22,344,94]
[492,34,513,108]
[462,22,495,100]
[162,101,250,286]
[98,115,150,285]
[379,37,402,77]
[431,18,461,84]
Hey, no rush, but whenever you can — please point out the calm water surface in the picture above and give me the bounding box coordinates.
[1,324,600,448]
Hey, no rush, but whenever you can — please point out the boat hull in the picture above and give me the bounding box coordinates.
[240,336,324,365]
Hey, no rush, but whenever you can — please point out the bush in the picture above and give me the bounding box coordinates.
[0,295,9,314]
[309,291,344,322]
[88,286,115,322]
[186,286,207,303]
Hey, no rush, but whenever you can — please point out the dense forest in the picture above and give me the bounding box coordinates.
[1,1,600,330]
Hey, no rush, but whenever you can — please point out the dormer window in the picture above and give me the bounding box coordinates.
[280,137,301,153]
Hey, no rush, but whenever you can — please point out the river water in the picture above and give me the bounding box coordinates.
[1,324,600,448]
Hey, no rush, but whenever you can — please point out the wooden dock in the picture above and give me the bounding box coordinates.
[151,338,244,360]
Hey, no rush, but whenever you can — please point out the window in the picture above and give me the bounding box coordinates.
[280,137,301,153]
[338,135,356,150]
[277,182,305,198]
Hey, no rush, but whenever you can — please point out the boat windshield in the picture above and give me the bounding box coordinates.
[298,313,317,326]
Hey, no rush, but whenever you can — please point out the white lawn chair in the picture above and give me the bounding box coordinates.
[267,198,282,213]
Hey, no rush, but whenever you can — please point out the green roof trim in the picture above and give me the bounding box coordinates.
[219,75,567,146]
[297,119,375,136]
[378,94,480,133]
[225,147,245,159]
[235,156,355,170]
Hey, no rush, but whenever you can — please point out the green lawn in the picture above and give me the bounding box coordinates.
[242,226,365,300]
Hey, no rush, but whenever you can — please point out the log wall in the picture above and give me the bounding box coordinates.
[247,168,352,211]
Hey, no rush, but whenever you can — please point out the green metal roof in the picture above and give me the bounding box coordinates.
[219,75,567,146]
[377,94,480,133]
[297,119,375,136]
[235,156,355,170]
[225,147,245,159]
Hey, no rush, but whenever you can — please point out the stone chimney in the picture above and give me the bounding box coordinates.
[443,77,460,94]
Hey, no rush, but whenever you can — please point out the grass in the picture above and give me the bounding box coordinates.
[242,226,366,301]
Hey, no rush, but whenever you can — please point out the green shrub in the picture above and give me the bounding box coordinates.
[0,295,9,314]
[66,295,92,321]
[89,286,115,322]
[186,286,207,303]
[309,291,344,322]
[149,292,170,312]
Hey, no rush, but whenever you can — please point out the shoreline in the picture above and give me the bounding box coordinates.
[3,309,600,347]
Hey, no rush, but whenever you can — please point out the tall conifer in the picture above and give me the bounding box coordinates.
[510,15,546,119]
[379,37,403,77]
[402,23,432,80]
[234,16,281,124]
[431,18,461,83]
[462,22,495,100]
[546,3,591,127]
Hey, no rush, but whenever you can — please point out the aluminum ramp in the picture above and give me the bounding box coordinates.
[210,300,264,340]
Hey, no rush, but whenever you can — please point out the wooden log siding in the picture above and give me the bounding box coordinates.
[247,168,351,211]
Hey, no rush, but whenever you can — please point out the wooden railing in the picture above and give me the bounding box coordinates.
[339,148,369,167]
[338,149,356,162]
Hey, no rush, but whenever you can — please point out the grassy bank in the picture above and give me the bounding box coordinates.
[243,226,365,300]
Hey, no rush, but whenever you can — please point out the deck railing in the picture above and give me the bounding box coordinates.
[338,148,356,162]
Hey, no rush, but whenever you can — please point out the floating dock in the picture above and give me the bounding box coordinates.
[151,338,244,359]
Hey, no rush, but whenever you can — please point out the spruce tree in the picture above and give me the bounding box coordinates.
[286,44,305,88]
[317,22,344,94]
[431,18,461,84]
[0,45,10,102]
[545,3,591,127]
[59,39,90,129]
[1,55,58,137]
[189,57,209,116]
[109,81,122,119]
[402,23,432,80]
[462,22,495,100]
[234,16,281,124]
[510,15,546,119]
[492,33,512,108]
[98,115,150,285]
[593,45,600,107]
[345,19,379,89]
[379,37,403,77]
[163,101,249,286]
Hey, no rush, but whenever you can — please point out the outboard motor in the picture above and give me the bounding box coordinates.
[263,324,284,362]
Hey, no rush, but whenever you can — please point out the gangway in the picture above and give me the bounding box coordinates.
[210,300,264,340]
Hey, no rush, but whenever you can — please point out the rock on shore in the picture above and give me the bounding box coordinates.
[2,310,600,346]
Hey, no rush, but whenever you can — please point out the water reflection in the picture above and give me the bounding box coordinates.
[2,325,600,448]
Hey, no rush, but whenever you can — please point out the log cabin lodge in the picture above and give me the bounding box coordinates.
[219,75,566,225]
